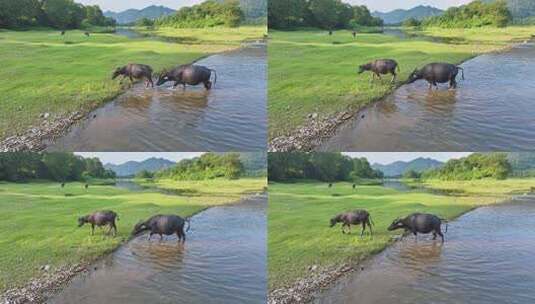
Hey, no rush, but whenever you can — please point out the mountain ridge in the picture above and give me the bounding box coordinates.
[105,157,175,177]
[372,5,444,25]
[104,5,175,25]
[372,157,444,177]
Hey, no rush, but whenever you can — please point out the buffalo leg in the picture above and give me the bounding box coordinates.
[159,234,163,241]
[341,223,346,234]
[433,232,437,240]
[176,231,182,242]
[204,81,212,90]
[148,232,154,240]
[391,72,396,84]
[367,219,373,236]
[148,76,154,88]
[129,76,134,85]
[436,229,445,242]
[111,221,117,236]
[91,224,95,235]
[361,222,366,237]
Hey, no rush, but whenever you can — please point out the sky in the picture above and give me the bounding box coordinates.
[78,0,472,13]
[77,0,202,12]
[342,152,472,165]
[75,152,203,165]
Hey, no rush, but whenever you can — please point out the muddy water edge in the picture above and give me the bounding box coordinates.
[313,196,535,304]
[46,185,267,304]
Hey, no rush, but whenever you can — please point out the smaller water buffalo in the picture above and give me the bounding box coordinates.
[78,210,118,236]
[61,31,65,36]
[328,30,333,36]
[388,213,447,242]
[84,32,90,37]
[358,59,399,83]
[112,63,154,88]
[132,214,190,243]
[352,31,357,39]
[330,209,373,236]
[156,64,216,90]
[61,182,65,188]
[84,183,89,189]
[352,184,356,189]
[408,63,464,89]
[328,183,333,188]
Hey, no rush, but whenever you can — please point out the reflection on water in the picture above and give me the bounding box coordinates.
[320,42,535,151]
[48,195,267,304]
[315,199,535,304]
[47,44,267,151]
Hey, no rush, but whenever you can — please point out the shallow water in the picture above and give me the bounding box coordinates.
[47,43,267,151]
[314,198,535,304]
[48,194,267,304]
[320,42,535,151]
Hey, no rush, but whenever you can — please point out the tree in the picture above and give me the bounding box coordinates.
[42,0,84,29]
[0,0,41,28]
[308,0,340,29]
[402,17,421,27]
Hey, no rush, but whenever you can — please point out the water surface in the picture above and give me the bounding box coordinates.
[320,41,535,151]
[47,43,266,151]
[315,198,535,304]
[48,194,267,304]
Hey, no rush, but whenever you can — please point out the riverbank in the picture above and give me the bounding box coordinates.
[267,179,535,303]
[0,28,258,150]
[0,178,266,303]
[268,26,535,151]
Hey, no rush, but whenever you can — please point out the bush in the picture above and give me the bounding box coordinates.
[155,0,243,28]
[422,0,512,28]
[402,17,421,27]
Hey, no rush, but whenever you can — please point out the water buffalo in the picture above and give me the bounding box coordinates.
[328,183,333,188]
[84,32,90,37]
[156,64,216,90]
[352,184,356,189]
[330,209,374,236]
[352,31,357,38]
[61,31,65,36]
[408,63,464,89]
[132,214,190,243]
[78,210,118,236]
[358,59,400,83]
[112,63,154,88]
[328,30,333,36]
[61,182,65,188]
[84,183,89,189]
[388,213,447,242]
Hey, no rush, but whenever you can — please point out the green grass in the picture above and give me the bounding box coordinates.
[0,177,266,292]
[268,26,535,139]
[268,179,535,290]
[0,27,263,140]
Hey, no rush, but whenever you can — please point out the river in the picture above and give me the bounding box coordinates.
[47,186,267,304]
[314,196,535,304]
[319,33,535,151]
[46,30,266,151]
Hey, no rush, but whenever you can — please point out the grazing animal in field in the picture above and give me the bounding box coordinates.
[112,64,154,88]
[352,184,356,190]
[328,30,333,35]
[61,182,65,188]
[84,32,90,37]
[61,31,65,36]
[352,31,357,38]
[132,214,190,243]
[408,63,464,89]
[330,209,373,236]
[358,59,400,83]
[84,183,89,189]
[78,210,119,236]
[388,213,447,242]
[328,183,333,188]
[156,64,216,90]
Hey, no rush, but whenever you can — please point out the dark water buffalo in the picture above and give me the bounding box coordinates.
[358,59,399,83]
[352,31,357,38]
[112,63,154,88]
[78,210,118,236]
[328,183,333,188]
[61,31,65,36]
[61,182,65,188]
[132,214,190,243]
[328,30,333,36]
[408,62,464,89]
[156,64,216,90]
[388,213,447,242]
[84,31,90,37]
[352,184,356,189]
[84,183,89,189]
[330,209,374,236]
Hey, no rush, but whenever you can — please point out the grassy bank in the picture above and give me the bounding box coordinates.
[268,26,535,139]
[134,25,267,45]
[268,179,535,290]
[0,27,259,140]
[0,177,266,292]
